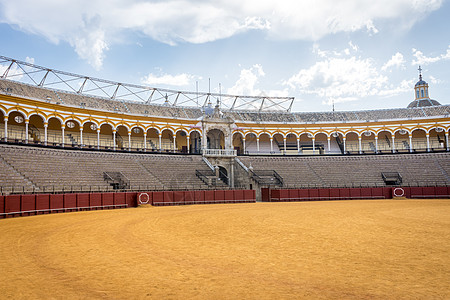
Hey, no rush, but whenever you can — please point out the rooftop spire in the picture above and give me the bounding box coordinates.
[418,65,422,81]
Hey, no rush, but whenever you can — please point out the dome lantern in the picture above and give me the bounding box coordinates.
[407,66,441,108]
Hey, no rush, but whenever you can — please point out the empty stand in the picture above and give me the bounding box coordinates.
[240,153,450,188]
[0,144,215,194]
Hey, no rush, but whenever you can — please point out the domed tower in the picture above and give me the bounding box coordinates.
[407,66,441,108]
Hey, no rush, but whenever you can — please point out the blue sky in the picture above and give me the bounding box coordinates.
[0,0,449,112]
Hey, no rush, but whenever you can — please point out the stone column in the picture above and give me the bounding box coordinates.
[426,133,430,152]
[391,134,395,153]
[297,136,301,153]
[327,136,331,154]
[61,124,65,147]
[186,136,190,153]
[25,119,29,144]
[257,137,260,153]
[159,133,162,151]
[113,130,116,150]
[312,138,316,155]
[173,134,176,152]
[128,131,131,151]
[446,132,449,151]
[343,137,346,154]
[144,133,147,151]
[97,128,101,150]
[409,134,413,153]
[242,138,246,155]
[375,136,378,153]
[270,137,273,153]
[80,128,83,148]
[4,116,8,142]
[283,136,287,155]
[358,136,362,154]
[44,122,48,146]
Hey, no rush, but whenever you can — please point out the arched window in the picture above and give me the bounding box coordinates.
[416,90,420,99]
[425,89,428,97]
[421,89,424,98]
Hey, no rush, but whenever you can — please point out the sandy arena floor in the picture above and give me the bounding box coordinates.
[0,199,449,299]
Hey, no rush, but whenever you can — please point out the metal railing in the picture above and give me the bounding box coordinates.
[250,170,283,186]
[202,148,237,157]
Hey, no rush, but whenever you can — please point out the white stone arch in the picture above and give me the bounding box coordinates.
[344,130,360,138]
[27,112,46,123]
[427,125,447,134]
[376,128,394,136]
[327,130,345,139]
[272,131,288,139]
[6,108,27,119]
[45,114,64,124]
[188,129,202,154]
[64,118,82,128]
[114,123,131,132]
[244,131,257,139]
[359,129,377,153]
[145,126,160,135]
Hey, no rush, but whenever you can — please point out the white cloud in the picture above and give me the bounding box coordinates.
[382,52,405,71]
[142,73,196,87]
[313,42,359,58]
[285,56,389,105]
[227,64,265,96]
[227,64,288,97]
[378,79,413,97]
[365,20,379,35]
[0,0,443,68]
[429,75,443,85]
[412,46,450,66]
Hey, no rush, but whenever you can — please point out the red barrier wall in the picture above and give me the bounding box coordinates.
[185,191,195,204]
[244,190,255,202]
[214,190,225,203]
[126,193,136,207]
[21,194,36,212]
[204,190,215,204]
[50,194,64,210]
[234,189,244,202]
[164,191,174,205]
[173,191,184,204]
[0,191,134,218]
[0,195,4,214]
[102,193,114,206]
[279,189,289,201]
[36,194,50,211]
[77,193,90,207]
[64,194,77,208]
[152,192,164,205]
[319,189,329,200]
[5,195,21,214]
[90,193,102,207]
[114,192,126,205]
[194,190,205,204]
[289,189,299,201]
[267,186,450,203]
[330,189,340,200]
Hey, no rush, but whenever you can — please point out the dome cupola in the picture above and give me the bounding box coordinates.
[407,66,441,108]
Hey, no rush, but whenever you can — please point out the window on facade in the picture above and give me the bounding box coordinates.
[416,90,420,98]
[421,89,424,98]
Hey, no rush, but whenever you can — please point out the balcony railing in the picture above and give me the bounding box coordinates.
[202,148,237,157]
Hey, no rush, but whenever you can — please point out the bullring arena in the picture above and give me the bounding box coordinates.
[0,56,450,299]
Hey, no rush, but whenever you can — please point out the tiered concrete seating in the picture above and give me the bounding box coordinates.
[0,144,213,193]
[240,153,450,188]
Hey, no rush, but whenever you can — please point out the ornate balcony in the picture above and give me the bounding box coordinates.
[202,148,237,157]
